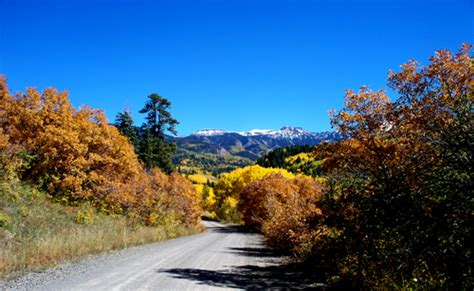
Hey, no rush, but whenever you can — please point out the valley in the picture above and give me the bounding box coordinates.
[171,126,340,175]
[1,1,470,287]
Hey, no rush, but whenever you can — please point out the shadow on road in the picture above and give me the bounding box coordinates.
[157,239,328,289]
[205,224,255,234]
[225,246,281,258]
[158,263,327,290]
[158,223,331,289]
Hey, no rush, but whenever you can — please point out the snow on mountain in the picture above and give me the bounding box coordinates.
[175,126,341,165]
[192,128,277,137]
[239,129,277,136]
[190,126,322,139]
[192,129,229,136]
[275,126,313,139]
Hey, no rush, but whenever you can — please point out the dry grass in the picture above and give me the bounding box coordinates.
[0,179,196,279]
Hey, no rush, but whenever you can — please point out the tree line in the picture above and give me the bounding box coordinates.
[256,144,314,168]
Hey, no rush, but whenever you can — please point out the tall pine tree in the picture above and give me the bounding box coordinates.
[138,93,178,173]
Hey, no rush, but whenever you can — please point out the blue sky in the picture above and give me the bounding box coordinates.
[1,0,472,136]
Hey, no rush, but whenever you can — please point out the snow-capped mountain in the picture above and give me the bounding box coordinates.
[192,129,229,136]
[273,126,313,139]
[193,128,278,137]
[171,126,341,161]
[239,129,278,136]
[190,126,332,140]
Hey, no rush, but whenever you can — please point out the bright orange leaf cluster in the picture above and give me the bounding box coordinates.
[240,174,323,254]
[0,78,201,227]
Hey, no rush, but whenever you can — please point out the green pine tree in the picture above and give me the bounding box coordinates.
[138,93,179,173]
[114,109,138,149]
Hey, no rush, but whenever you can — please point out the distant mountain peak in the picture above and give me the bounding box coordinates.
[192,129,228,136]
[173,126,342,174]
[278,126,311,138]
[280,125,305,131]
[186,126,343,145]
[239,129,277,136]
[190,126,318,138]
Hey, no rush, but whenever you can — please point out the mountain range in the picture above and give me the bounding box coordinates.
[170,126,341,175]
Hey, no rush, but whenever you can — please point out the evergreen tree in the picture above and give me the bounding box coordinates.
[139,93,178,137]
[138,93,179,173]
[114,109,138,148]
[137,128,155,169]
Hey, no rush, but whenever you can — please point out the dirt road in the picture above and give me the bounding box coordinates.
[2,221,317,290]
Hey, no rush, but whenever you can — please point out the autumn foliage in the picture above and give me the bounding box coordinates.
[311,44,473,288]
[213,165,295,222]
[240,174,323,254]
[0,78,201,228]
[225,44,472,288]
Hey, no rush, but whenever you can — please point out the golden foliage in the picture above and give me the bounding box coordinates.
[313,44,473,287]
[213,165,295,222]
[0,77,201,228]
[229,44,472,288]
[240,174,323,253]
[187,173,209,184]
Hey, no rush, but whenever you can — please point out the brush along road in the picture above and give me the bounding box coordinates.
[2,221,319,290]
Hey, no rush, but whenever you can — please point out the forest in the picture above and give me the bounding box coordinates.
[0,44,472,288]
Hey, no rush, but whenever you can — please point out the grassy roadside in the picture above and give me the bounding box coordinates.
[0,179,198,280]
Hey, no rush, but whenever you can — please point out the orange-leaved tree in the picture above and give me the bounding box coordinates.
[240,174,323,255]
[314,44,472,287]
[0,76,202,228]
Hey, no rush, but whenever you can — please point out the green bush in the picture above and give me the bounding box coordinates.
[0,211,10,227]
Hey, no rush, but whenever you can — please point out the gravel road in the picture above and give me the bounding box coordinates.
[1,221,317,290]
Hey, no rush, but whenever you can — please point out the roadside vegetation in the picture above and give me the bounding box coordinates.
[213,165,295,222]
[184,172,218,220]
[0,78,202,278]
[212,45,473,288]
[0,179,194,278]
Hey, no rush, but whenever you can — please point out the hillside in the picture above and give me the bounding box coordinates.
[173,148,253,176]
[170,126,340,174]
[256,144,324,177]
[0,179,195,279]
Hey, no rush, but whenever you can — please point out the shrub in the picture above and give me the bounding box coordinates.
[0,211,10,227]
[213,165,294,222]
[240,174,323,254]
[148,170,201,227]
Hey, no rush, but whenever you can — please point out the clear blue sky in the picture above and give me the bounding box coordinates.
[1,0,472,136]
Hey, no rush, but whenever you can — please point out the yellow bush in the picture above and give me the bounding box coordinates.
[213,165,294,221]
[220,196,240,223]
[194,184,204,194]
[148,170,201,227]
[284,152,312,164]
[187,174,209,184]
[75,208,95,225]
[201,186,216,211]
